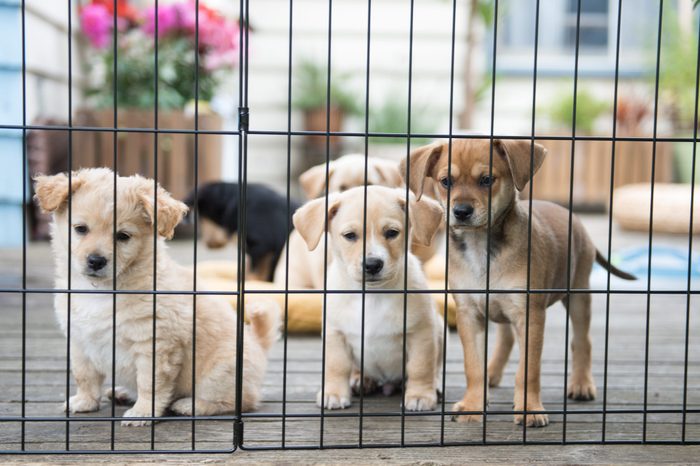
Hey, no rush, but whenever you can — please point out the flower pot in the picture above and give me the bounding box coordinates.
[303,106,344,163]
[523,136,674,210]
[72,108,223,201]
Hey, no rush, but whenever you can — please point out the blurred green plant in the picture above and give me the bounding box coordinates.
[545,87,609,134]
[87,35,219,109]
[368,95,438,145]
[292,58,362,116]
[657,8,699,132]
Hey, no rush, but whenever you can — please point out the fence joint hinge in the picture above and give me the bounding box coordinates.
[234,419,244,447]
[238,107,249,132]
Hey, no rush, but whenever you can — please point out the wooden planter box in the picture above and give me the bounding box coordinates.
[524,138,674,210]
[72,109,223,201]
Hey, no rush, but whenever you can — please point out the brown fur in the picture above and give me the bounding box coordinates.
[402,139,634,427]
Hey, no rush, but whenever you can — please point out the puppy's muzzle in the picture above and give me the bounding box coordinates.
[87,254,108,273]
[452,203,474,223]
[364,257,384,278]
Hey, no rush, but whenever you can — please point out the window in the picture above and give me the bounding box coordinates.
[564,0,609,50]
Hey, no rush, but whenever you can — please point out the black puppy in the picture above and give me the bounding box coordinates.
[185,182,301,281]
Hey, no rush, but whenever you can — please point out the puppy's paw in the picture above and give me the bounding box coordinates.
[567,378,597,401]
[404,391,437,411]
[450,400,483,423]
[121,407,153,427]
[63,395,100,414]
[514,407,549,427]
[170,397,193,416]
[316,389,351,410]
[104,386,134,405]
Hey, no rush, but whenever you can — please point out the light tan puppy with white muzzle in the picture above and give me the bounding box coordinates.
[402,139,635,427]
[35,168,279,426]
[293,186,445,410]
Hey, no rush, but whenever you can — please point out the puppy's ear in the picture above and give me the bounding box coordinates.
[373,159,403,188]
[495,139,547,191]
[137,179,189,240]
[33,172,84,213]
[293,196,340,251]
[400,141,444,200]
[299,162,335,199]
[401,195,444,247]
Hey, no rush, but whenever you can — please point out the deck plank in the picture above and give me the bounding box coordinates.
[0,239,699,460]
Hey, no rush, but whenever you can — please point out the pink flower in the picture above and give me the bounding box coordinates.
[80,4,113,48]
[143,4,181,37]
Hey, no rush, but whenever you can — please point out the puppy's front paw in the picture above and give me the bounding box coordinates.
[567,377,596,401]
[450,399,483,423]
[170,397,193,416]
[316,389,351,410]
[63,395,100,414]
[514,405,549,427]
[121,407,153,427]
[104,386,134,405]
[404,391,437,411]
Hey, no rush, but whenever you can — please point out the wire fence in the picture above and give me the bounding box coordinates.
[1,0,699,454]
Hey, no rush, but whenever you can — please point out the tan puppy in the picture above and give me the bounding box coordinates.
[275,154,433,289]
[35,168,279,426]
[293,186,445,410]
[402,139,635,427]
[299,154,404,199]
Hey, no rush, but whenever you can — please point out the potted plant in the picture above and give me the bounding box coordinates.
[367,95,437,160]
[293,58,361,163]
[74,0,241,200]
[657,7,700,183]
[533,87,673,209]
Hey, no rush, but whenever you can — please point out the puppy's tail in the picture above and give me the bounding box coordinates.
[247,299,281,353]
[595,250,636,281]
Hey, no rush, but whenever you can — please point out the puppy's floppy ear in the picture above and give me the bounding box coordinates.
[400,141,444,200]
[373,159,403,188]
[495,139,547,191]
[299,162,335,199]
[293,195,340,251]
[33,172,84,213]
[400,195,444,247]
[136,178,189,240]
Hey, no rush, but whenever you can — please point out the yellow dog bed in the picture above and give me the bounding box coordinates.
[197,258,457,334]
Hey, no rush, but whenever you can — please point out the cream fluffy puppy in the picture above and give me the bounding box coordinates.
[293,186,445,411]
[34,168,279,426]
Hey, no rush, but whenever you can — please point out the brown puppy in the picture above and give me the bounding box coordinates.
[402,139,634,427]
[35,168,279,426]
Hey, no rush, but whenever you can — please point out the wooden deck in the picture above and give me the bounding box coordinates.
[0,216,699,462]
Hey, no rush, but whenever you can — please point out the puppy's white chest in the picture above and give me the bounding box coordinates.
[330,293,407,383]
[57,293,139,389]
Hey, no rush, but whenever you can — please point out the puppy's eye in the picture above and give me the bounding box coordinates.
[440,177,453,188]
[479,175,495,187]
[115,231,131,242]
[74,225,88,235]
[342,231,358,241]
[384,228,400,240]
[339,185,348,192]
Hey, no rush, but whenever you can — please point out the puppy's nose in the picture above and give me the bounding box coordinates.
[87,254,107,271]
[453,204,474,221]
[364,257,384,276]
